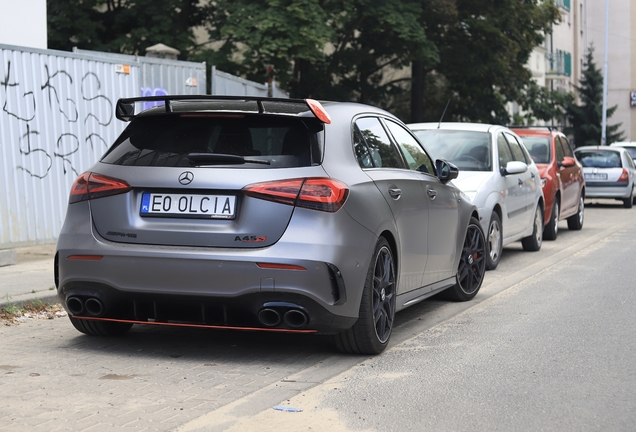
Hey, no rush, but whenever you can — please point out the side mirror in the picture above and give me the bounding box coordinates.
[436,159,459,184]
[561,156,576,168]
[500,161,527,176]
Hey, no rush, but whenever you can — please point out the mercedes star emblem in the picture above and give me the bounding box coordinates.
[178,171,194,185]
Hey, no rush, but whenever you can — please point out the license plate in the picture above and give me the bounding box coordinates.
[584,173,608,180]
[140,193,236,219]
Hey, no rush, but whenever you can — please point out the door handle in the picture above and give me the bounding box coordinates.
[518,179,523,186]
[427,189,437,200]
[388,188,402,199]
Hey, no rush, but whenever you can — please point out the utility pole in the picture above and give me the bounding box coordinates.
[601,0,609,145]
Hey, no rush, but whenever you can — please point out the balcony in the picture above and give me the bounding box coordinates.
[546,50,572,78]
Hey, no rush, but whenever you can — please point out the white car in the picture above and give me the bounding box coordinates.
[574,146,636,208]
[409,122,545,270]
[609,141,636,161]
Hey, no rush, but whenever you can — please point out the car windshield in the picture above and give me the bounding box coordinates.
[519,137,551,164]
[575,150,622,168]
[412,130,492,171]
[101,114,324,168]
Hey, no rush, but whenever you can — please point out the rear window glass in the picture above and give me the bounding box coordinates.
[575,150,622,168]
[101,115,324,168]
[520,137,551,164]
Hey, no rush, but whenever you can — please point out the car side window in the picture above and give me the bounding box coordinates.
[555,137,565,163]
[354,117,403,169]
[353,124,375,168]
[505,133,528,163]
[560,136,574,158]
[384,120,435,174]
[498,134,513,168]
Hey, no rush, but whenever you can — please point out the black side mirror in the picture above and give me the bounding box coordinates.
[436,159,459,184]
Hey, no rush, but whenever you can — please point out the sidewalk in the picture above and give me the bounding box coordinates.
[0,244,58,309]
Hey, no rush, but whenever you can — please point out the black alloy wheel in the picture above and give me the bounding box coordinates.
[335,238,396,355]
[445,217,486,301]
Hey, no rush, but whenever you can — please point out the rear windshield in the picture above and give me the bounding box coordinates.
[575,150,622,168]
[101,115,324,168]
[520,137,551,164]
[412,130,492,172]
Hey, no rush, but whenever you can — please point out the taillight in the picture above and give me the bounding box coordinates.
[618,169,629,183]
[243,178,349,212]
[69,172,132,203]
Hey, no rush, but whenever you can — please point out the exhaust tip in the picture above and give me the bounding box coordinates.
[66,296,85,315]
[84,297,105,317]
[283,309,308,328]
[258,308,282,327]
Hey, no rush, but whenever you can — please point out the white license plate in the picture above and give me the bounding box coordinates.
[584,173,608,180]
[140,193,236,219]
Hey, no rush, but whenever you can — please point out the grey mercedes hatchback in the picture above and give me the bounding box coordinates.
[55,96,485,354]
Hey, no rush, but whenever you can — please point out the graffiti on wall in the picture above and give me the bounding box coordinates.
[1,60,114,179]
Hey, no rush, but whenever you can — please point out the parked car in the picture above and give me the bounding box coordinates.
[511,127,585,240]
[55,96,486,355]
[574,146,636,208]
[609,141,636,161]
[408,122,544,270]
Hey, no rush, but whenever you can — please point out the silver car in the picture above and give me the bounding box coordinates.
[575,146,636,208]
[55,96,485,355]
[408,122,545,270]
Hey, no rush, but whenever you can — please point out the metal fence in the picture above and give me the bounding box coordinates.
[0,44,289,249]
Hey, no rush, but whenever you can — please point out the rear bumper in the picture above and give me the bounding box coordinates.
[584,183,633,199]
[56,203,377,334]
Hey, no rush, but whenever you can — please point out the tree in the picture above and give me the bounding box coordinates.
[565,46,624,147]
[412,0,560,124]
[47,0,206,59]
[517,81,573,125]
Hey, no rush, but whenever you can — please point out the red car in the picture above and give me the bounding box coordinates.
[512,127,585,239]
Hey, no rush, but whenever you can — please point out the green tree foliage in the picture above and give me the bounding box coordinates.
[565,46,624,147]
[414,0,560,124]
[47,0,205,58]
[517,81,573,125]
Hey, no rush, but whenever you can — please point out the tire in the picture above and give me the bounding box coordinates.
[69,316,133,337]
[623,190,633,208]
[485,211,502,270]
[567,195,584,230]
[444,217,486,302]
[522,204,543,251]
[543,199,559,241]
[335,238,396,355]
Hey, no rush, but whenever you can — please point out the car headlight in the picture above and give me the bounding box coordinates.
[541,178,547,188]
[462,190,478,202]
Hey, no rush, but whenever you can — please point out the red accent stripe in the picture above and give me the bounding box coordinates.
[73,316,317,333]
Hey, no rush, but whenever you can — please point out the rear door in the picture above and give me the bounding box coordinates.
[354,117,429,294]
[384,119,459,286]
[557,136,580,214]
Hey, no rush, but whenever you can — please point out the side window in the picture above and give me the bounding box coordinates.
[505,133,528,163]
[555,137,565,163]
[498,134,513,168]
[560,136,574,158]
[384,120,435,174]
[354,117,403,169]
[353,125,375,168]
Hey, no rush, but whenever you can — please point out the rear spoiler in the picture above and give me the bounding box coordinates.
[115,95,331,124]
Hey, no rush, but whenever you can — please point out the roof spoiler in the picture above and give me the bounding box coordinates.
[115,95,331,124]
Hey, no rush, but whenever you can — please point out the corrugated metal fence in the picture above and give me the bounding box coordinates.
[0,44,285,249]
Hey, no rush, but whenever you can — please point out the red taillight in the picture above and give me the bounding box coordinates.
[243,178,349,212]
[69,172,132,203]
[618,168,629,183]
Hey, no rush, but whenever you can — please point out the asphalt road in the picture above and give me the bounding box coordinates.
[1,199,635,431]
